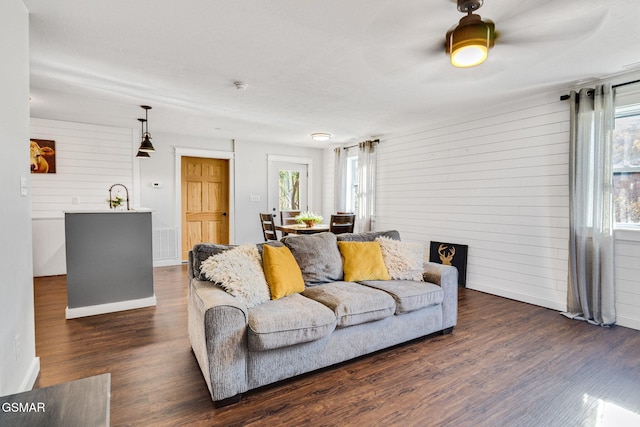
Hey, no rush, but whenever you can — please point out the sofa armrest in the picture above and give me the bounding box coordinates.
[423,262,458,329]
[188,279,249,402]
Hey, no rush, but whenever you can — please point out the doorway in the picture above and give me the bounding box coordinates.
[267,155,312,226]
[180,156,230,260]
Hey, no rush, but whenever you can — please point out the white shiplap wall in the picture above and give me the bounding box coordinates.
[615,230,640,330]
[367,90,640,329]
[30,118,136,276]
[375,92,571,311]
[30,118,135,218]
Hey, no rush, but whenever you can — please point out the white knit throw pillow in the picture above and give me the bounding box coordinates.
[200,244,270,307]
[375,236,424,281]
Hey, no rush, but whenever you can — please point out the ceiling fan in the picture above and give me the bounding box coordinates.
[362,0,607,77]
[445,0,495,68]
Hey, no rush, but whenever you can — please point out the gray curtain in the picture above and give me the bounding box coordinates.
[333,147,347,213]
[564,84,616,326]
[355,140,377,233]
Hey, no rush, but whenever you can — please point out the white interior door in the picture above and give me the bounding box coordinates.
[268,159,309,225]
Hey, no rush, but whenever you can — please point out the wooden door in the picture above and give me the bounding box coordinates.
[181,157,229,260]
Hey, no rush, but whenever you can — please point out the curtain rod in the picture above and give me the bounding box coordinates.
[559,78,640,101]
[342,138,380,150]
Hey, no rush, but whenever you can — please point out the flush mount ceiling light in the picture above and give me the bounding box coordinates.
[446,0,495,68]
[311,132,332,142]
[136,118,150,158]
[137,105,155,153]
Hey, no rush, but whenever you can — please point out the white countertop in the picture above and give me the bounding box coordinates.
[64,208,153,214]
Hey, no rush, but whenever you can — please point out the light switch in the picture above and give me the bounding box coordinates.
[249,194,261,202]
[20,175,27,196]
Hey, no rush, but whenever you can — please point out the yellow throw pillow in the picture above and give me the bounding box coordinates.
[262,245,305,300]
[337,241,391,282]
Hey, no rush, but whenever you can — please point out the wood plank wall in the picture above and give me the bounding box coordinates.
[616,230,640,330]
[30,118,135,218]
[370,91,640,329]
[30,118,136,276]
[377,97,569,309]
[375,93,571,311]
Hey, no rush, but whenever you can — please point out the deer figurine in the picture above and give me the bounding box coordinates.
[438,244,456,266]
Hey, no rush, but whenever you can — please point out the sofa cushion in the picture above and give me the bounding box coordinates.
[336,230,401,242]
[337,241,390,282]
[262,245,305,300]
[302,282,395,328]
[200,244,270,308]
[376,236,424,281]
[359,280,444,314]
[247,293,337,351]
[282,232,343,285]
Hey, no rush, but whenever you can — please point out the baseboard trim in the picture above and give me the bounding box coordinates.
[20,357,40,392]
[617,315,640,331]
[153,259,182,267]
[65,295,157,319]
[467,282,566,312]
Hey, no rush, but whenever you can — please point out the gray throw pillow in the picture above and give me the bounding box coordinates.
[282,232,343,285]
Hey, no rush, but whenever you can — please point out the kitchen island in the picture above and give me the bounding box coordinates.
[64,209,155,319]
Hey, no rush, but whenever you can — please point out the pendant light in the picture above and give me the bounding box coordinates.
[137,105,155,153]
[136,118,150,158]
[446,0,495,68]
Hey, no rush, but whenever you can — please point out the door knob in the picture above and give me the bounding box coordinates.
[222,212,227,216]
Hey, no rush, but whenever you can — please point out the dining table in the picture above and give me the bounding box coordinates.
[276,223,330,235]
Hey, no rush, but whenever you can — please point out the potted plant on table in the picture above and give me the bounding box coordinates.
[295,211,323,228]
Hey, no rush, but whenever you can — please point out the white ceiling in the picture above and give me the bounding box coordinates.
[24,0,640,146]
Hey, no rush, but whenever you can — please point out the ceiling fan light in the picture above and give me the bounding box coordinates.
[451,44,488,68]
[447,14,493,68]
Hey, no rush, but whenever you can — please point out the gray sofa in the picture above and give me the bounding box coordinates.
[187,230,458,407]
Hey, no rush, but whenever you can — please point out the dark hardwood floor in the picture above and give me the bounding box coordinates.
[34,266,640,426]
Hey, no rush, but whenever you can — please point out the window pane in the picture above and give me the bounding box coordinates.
[614,172,640,223]
[613,116,640,168]
[346,157,358,213]
[279,170,300,210]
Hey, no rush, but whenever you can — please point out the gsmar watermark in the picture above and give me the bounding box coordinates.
[2,402,46,413]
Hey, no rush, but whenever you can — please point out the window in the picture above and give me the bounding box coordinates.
[279,169,300,210]
[613,109,640,224]
[345,155,358,213]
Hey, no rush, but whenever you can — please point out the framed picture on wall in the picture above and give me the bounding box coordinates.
[30,139,56,174]
[429,241,468,288]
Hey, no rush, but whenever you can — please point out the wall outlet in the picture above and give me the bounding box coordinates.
[72,196,80,205]
[15,334,22,361]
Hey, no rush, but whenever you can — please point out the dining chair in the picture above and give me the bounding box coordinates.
[259,213,278,241]
[280,210,300,225]
[329,213,355,234]
[280,210,300,237]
